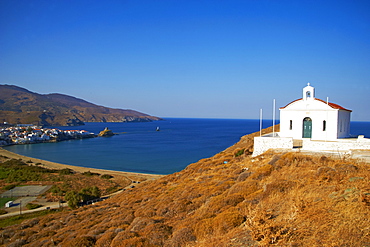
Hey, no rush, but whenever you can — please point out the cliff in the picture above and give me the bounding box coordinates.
[0,84,162,126]
[1,126,369,246]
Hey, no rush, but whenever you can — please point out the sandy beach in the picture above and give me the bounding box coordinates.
[0,147,164,182]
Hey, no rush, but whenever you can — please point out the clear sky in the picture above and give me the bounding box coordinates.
[1,0,369,121]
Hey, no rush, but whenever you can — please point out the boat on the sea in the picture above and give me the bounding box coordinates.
[156,127,160,131]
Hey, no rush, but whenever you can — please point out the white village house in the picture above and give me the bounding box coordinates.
[253,84,370,157]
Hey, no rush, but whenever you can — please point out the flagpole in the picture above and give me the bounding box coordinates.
[273,99,276,137]
[259,108,262,137]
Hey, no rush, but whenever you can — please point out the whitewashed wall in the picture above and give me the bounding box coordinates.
[302,136,370,152]
[252,135,293,157]
[253,135,370,157]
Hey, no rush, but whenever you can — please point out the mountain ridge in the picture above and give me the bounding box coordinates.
[0,84,162,126]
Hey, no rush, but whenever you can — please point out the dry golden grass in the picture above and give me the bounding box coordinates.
[1,124,370,246]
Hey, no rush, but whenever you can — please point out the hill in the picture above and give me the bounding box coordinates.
[0,84,162,126]
[0,126,369,246]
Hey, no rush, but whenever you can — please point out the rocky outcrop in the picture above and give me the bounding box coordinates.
[98,127,114,137]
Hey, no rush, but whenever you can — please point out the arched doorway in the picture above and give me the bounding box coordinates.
[302,117,312,138]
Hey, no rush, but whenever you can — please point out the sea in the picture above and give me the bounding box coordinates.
[3,118,370,175]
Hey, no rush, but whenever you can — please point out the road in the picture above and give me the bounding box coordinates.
[0,179,146,219]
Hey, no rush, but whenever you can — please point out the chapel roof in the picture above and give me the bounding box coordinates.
[279,98,352,112]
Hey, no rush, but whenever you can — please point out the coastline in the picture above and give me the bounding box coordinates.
[0,147,164,182]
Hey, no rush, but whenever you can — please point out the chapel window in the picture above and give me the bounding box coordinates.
[323,120,326,131]
[289,120,293,130]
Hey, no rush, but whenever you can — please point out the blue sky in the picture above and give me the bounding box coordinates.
[1,0,369,121]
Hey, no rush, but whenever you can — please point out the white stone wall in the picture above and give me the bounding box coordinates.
[302,137,370,152]
[252,134,370,157]
[252,134,293,157]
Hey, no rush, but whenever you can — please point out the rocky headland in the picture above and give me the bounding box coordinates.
[0,84,162,126]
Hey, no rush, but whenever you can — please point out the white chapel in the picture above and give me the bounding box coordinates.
[279,83,351,141]
[252,83,370,157]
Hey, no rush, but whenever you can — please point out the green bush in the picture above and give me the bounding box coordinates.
[26,203,42,210]
[106,185,121,194]
[0,159,56,183]
[234,149,245,157]
[101,174,113,179]
[79,186,101,201]
[59,168,74,175]
[3,184,16,190]
[65,186,102,209]
[50,185,65,196]
[65,191,82,209]
[82,171,100,177]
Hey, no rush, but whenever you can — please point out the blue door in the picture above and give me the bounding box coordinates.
[303,117,312,138]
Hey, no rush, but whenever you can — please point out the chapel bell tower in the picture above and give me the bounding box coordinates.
[303,83,315,101]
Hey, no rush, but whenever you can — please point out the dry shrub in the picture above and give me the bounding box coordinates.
[129,217,154,232]
[241,169,370,246]
[228,180,260,197]
[263,179,297,196]
[118,237,149,247]
[223,193,245,207]
[110,230,138,247]
[334,163,358,173]
[213,153,234,164]
[194,218,214,239]
[214,179,235,192]
[64,236,96,247]
[119,210,135,225]
[242,200,295,245]
[171,198,194,214]
[7,239,27,247]
[316,166,339,181]
[249,164,274,180]
[95,231,116,247]
[237,171,251,181]
[205,193,245,215]
[141,223,173,246]
[276,152,311,167]
[155,196,194,218]
[213,208,245,234]
[168,227,196,247]
[134,206,156,218]
[361,192,370,206]
[194,209,245,241]
[196,227,257,247]
[319,155,329,165]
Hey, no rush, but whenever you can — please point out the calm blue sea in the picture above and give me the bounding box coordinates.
[3,119,370,175]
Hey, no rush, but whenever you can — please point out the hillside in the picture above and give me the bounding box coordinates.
[0,85,162,126]
[1,126,370,246]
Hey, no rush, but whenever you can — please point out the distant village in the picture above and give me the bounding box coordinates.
[0,124,95,146]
